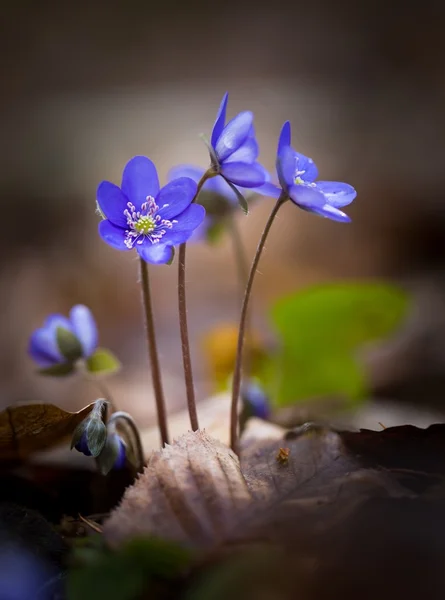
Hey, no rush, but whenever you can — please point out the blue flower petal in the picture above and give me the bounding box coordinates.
[276,146,297,189]
[223,134,259,164]
[44,314,73,332]
[96,181,129,227]
[121,156,160,210]
[29,314,71,366]
[215,111,254,162]
[294,152,318,183]
[156,177,198,220]
[220,162,267,187]
[211,92,229,148]
[70,305,98,358]
[113,436,127,469]
[99,220,131,251]
[288,183,326,208]
[168,165,205,184]
[162,204,206,244]
[137,243,174,265]
[310,203,351,222]
[315,181,357,207]
[28,328,61,366]
[204,174,238,201]
[254,181,282,199]
[277,121,291,154]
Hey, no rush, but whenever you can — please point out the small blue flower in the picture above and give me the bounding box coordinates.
[97,156,206,264]
[241,380,271,420]
[208,93,268,188]
[265,122,357,222]
[29,305,97,368]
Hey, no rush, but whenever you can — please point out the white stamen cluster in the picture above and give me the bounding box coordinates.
[123,196,177,249]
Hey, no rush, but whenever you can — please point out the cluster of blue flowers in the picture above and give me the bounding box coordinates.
[97,93,356,262]
[28,92,357,471]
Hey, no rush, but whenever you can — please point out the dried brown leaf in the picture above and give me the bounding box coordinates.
[0,402,95,460]
[104,430,252,548]
[104,423,445,552]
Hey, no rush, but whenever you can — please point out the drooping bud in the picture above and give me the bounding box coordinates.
[71,399,108,458]
[96,423,127,475]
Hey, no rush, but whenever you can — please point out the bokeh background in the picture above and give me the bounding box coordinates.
[2,0,445,427]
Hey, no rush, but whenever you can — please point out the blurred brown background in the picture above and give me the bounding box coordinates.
[1,0,445,425]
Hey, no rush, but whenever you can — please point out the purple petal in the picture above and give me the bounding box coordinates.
[96,181,128,227]
[99,220,130,251]
[162,204,206,244]
[121,156,160,210]
[156,177,198,220]
[205,174,239,202]
[310,203,352,223]
[223,135,259,164]
[29,328,61,366]
[220,162,267,187]
[215,111,254,162]
[168,165,205,184]
[288,183,326,209]
[276,146,297,190]
[137,243,174,265]
[315,181,357,207]
[277,121,291,154]
[254,181,281,199]
[294,152,318,183]
[211,92,229,148]
[70,305,98,357]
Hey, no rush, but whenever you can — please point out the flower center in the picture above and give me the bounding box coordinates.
[294,176,305,185]
[123,196,177,249]
[134,215,156,234]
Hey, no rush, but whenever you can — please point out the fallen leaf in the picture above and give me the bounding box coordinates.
[0,402,96,460]
[104,422,445,553]
[104,431,252,549]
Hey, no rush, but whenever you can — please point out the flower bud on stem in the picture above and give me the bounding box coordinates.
[230,194,288,455]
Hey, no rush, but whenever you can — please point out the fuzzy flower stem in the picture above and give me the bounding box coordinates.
[140,258,169,446]
[178,170,214,432]
[108,411,145,474]
[227,214,253,384]
[230,194,288,455]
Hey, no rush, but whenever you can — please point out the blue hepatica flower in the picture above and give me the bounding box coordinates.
[265,122,357,222]
[29,305,97,368]
[97,156,205,264]
[208,92,268,188]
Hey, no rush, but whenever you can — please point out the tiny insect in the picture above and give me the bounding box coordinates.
[276,447,290,464]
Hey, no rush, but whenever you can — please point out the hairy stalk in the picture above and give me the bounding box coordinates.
[140,258,169,446]
[230,195,287,454]
[108,411,145,474]
[178,171,213,431]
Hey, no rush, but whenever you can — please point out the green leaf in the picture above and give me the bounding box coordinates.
[85,348,121,376]
[56,327,83,362]
[38,362,75,377]
[67,537,191,600]
[262,282,410,407]
[224,179,249,215]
